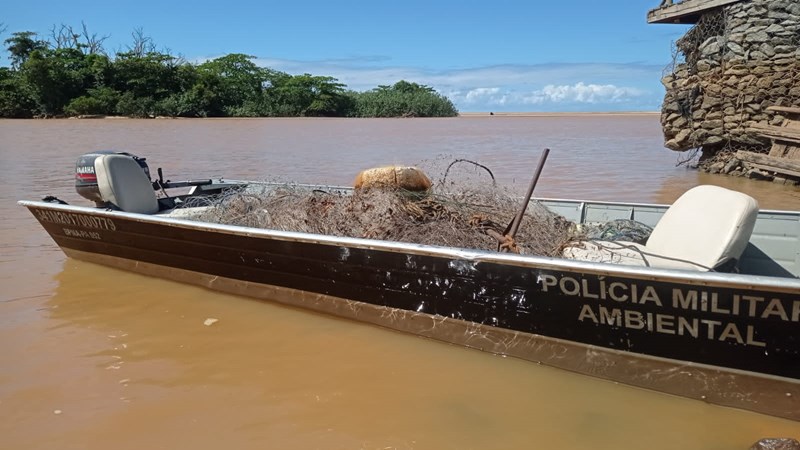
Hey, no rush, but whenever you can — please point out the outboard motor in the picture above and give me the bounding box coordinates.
[75,151,151,206]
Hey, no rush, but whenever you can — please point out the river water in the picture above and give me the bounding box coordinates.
[1,115,798,449]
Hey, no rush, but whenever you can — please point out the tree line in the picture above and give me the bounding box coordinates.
[0,25,458,118]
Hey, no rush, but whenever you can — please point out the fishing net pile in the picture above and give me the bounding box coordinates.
[188,160,578,257]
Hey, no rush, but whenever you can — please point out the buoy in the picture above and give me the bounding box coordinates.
[353,166,432,191]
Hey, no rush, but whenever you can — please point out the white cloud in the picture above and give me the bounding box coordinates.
[529,82,646,104]
[464,87,501,102]
[448,83,647,107]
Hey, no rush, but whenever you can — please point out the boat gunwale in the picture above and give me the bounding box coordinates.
[18,199,800,293]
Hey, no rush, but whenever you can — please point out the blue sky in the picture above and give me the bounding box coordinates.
[2,1,690,112]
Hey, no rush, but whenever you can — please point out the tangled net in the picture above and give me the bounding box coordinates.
[189,160,576,257]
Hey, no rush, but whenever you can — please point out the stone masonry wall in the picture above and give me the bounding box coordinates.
[661,0,800,155]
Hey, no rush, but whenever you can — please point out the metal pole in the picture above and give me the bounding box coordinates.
[507,148,550,239]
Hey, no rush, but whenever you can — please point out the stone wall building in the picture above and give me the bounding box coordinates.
[652,0,799,175]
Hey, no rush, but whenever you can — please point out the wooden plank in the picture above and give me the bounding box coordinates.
[748,123,800,145]
[766,106,800,116]
[742,161,800,178]
[768,142,788,158]
[647,0,743,24]
[737,151,800,178]
[742,161,800,179]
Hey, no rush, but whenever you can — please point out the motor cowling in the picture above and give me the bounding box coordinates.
[75,151,151,205]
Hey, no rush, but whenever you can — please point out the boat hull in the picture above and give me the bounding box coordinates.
[21,201,800,420]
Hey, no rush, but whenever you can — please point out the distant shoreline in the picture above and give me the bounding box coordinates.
[459,111,660,117]
[11,111,663,120]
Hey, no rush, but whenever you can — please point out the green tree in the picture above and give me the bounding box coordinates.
[350,80,457,117]
[1,25,459,118]
[111,51,181,99]
[267,73,348,116]
[197,53,266,115]
[109,50,186,117]
[3,27,115,117]
[0,67,36,117]
[304,75,349,116]
[152,64,216,117]
[115,91,156,117]
[64,86,120,116]
[4,31,47,69]
[21,48,93,116]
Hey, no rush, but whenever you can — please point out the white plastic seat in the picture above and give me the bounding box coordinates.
[563,185,759,271]
[95,154,159,214]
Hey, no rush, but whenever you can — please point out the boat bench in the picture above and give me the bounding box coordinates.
[563,185,759,272]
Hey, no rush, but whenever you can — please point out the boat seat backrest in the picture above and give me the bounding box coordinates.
[645,185,758,270]
[95,154,159,214]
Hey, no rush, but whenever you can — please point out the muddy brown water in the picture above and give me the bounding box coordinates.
[1,116,798,450]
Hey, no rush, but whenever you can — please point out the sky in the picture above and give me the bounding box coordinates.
[1,0,691,112]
